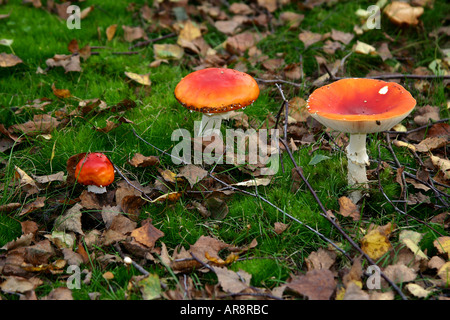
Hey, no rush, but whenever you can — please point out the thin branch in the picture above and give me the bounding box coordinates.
[129,32,177,50]
[384,118,450,135]
[334,74,450,81]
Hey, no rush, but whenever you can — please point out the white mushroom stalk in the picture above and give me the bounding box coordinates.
[346,133,369,202]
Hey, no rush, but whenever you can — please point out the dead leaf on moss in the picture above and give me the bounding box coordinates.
[131,221,164,249]
[124,72,151,86]
[338,196,360,221]
[384,1,424,27]
[287,269,336,300]
[0,52,23,67]
[298,30,322,48]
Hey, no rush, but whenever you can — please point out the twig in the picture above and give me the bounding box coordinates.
[384,118,450,135]
[129,32,177,50]
[113,243,149,276]
[334,74,450,81]
[255,78,303,88]
[376,145,444,236]
[112,163,154,202]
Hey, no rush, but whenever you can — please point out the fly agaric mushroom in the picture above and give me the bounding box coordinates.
[174,67,259,137]
[75,152,115,194]
[307,78,416,203]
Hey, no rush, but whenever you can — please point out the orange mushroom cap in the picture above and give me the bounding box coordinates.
[75,152,115,188]
[307,78,416,133]
[174,68,260,114]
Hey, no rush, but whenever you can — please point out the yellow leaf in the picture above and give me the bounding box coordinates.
[150,192,182,203]
[353,41,377,55]
[433,236,450,259]
[153,44,184,60]
[124,72,151,86]
[361,229,392,260]
[106,24,117,41]
[430,155,450,180]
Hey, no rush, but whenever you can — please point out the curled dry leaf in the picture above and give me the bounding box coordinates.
[430,155,450,181]
[433,236,450,259]
[338,196,360,221]
[383,1,424,27]
[128,153,159,167]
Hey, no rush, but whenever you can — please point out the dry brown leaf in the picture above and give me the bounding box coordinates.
[214,20,241,35]
[305,248,336,271]
[0,52,23,67]
[413,105,440,126]
[298,31,322,48]
[54,203,84,235]
[279,12,304,29]
[213,267,252,294]
[128,153,159,167]
[330,29,354,45]
[131,221,165,249]
[14,166,40,195]
[382,264,417,285]
[45,54,81,73]
[274,222,288,235]
[0,276,43,294]
[353,41,377,55]
[338,196,360,221]
[10,114,60,137]
[257,0,277,12]
[122,25,148,42]
[384,1,424,27]
[287,269,336,300]
[51,83,71,99]
[415,137,448,152]
[177,164,208,188]
[106,24,117,41]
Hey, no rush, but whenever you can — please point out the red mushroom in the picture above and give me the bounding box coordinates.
[74,152,115,194]
[307,78,416,203]
[174,67,260,136]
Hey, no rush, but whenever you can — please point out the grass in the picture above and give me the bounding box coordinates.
[0,0,449,300]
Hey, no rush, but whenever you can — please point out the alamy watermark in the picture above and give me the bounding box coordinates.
[366,5,381,30]
[66,5,81,30]
[170,120,280,176]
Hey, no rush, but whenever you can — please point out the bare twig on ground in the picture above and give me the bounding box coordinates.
[129,32,177,50]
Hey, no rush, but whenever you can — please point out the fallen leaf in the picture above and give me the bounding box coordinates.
[128,153,159,167]
[10,114,60,136]
[122,25,148,42]
[330,29,354,45]
[14,166,40,195]
[106,24,117,41]
[0,276,43,294]
[399,230,428,261]
[45,54,81,73]
[0,52,23,67]
[213,267,252,294]
[415,137,448,152]
[338,196,360,221]
[305,248,336,271]
[51,83,71,99]
[124,72,151,86]
[177,164,208,188]
[382,264,417,284]
[298,31,322,48]
[384,1,424,27]
[274,222,288,235]
[353,40,377,55]
[153,43,184,60]
[413,105,440,126]
[430,156,450,181]
[137,274,162,300]
[361,229,392,260]
[279,12,304,29]
[433,236,450,259]
[131,221,164,249]
[287,269,336,300]
[406,283,433,298]
[54,203,84,235]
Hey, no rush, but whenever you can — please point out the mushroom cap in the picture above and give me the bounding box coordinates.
[174,67,260,114]
[75,152,115,187]
[307,78,416,133]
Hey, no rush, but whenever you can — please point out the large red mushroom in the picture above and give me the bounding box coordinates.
[174,67,260,137]
[307,78,416,203]
[74,152,115,194]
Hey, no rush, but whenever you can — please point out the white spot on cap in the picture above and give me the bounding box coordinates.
[378,86,389,95]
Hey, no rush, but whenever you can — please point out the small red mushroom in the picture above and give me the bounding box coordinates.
[174,67,260,136]
[307,78,416,203]
[74,152,115,194]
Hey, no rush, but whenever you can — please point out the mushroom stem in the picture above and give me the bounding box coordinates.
[87,185,107,194]
[196,113,230,137]
[346,133,369,203]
